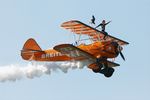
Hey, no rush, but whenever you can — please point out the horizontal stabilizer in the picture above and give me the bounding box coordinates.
[21,38,43,60]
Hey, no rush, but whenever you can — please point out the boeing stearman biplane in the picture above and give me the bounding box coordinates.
[21,20,129,77]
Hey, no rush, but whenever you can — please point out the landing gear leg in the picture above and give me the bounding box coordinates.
[92,58,103,73]
[93,57,115,77]
[96,58,103,69]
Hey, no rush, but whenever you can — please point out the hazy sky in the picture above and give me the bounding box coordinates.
[0,0,150,100]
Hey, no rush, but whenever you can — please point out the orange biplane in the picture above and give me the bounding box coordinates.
[21,20,129,77]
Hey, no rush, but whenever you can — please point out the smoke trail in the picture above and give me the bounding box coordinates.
[0,61,85,82]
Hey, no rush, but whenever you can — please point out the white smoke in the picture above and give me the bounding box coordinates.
[0,61,86,82]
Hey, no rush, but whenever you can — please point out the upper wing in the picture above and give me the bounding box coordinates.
[53,44,95,61]
[61,20,129,46]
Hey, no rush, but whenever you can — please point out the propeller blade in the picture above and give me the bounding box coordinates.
[119,51,125,61]
[111,41,126,61]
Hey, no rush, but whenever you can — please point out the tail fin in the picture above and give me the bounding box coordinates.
[23,38,42,51]
[21,38,42,60]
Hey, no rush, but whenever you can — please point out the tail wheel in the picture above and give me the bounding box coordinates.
[103,67,114,77]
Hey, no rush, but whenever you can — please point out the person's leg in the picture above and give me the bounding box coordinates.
[103,31,108,40]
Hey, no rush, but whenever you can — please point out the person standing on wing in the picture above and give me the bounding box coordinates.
[90,15,95,25]
[95,20,111,39]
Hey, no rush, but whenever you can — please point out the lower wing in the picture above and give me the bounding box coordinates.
[54,44,120,69]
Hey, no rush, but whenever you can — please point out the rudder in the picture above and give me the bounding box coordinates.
[23,38,42,51]
[21,38,42,60]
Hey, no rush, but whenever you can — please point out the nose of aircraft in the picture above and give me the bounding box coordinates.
[111,41,125,61]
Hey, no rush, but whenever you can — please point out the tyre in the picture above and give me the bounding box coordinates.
[103,67,114,77]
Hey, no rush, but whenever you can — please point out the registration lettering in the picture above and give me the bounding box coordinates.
[41,52,64,58]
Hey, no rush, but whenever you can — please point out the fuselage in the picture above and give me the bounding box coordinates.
[22,41,119,61]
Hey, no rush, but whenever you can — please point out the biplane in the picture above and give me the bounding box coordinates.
[21,20,129,77]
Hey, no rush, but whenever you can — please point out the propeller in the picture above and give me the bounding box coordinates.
[119,51,125,61]
[111,42,125,61]
[118,46,125,61]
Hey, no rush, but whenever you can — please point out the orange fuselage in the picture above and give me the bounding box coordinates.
[22,41,118,62]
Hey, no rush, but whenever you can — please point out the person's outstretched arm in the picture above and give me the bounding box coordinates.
[95,23,102,28]
[106,21,111,25]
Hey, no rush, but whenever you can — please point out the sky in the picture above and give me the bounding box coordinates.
[0,0,150,100]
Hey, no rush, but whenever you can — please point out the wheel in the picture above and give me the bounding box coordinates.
[103,67,114,77]
[92,68,101,73]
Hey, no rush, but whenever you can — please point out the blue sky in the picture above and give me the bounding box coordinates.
[0,0,150,100]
